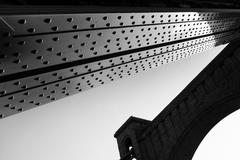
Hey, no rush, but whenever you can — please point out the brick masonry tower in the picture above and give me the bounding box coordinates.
[115,39,240,160]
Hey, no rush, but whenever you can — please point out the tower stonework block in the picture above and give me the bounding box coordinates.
[115,39,240,160]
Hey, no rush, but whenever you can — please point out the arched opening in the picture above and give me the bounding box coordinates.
[124,137,133,153]
[193,108,240,160]
[122,137,136,160]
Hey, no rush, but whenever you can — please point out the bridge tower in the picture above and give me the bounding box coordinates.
[115,39,240,160]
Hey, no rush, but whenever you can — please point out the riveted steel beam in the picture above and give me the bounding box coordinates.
[1,8,240,119]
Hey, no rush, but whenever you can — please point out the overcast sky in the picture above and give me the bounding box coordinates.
[0,44,235,160]
[193,107,240,160]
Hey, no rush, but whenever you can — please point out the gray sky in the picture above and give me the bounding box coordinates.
[193,107,240,160]
[0,44,227,160]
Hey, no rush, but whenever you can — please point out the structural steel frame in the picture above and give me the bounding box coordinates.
[0,7,240,119]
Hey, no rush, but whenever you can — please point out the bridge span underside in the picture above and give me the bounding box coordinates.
[1,8,240,119]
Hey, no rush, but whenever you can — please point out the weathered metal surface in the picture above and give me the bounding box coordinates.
[1,9,240,118]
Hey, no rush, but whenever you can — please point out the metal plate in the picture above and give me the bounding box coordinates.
[3,12,240,35]
[0,31,234,96]
[0,18,238,76]
[1,9,240,119]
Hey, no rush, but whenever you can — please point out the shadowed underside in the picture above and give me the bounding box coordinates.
[1,8,240,119]
[1,0,240,9]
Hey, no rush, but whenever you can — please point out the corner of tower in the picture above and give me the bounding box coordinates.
[114,116,151,160]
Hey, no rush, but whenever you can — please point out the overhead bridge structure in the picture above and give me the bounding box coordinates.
[1,5,240,160]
